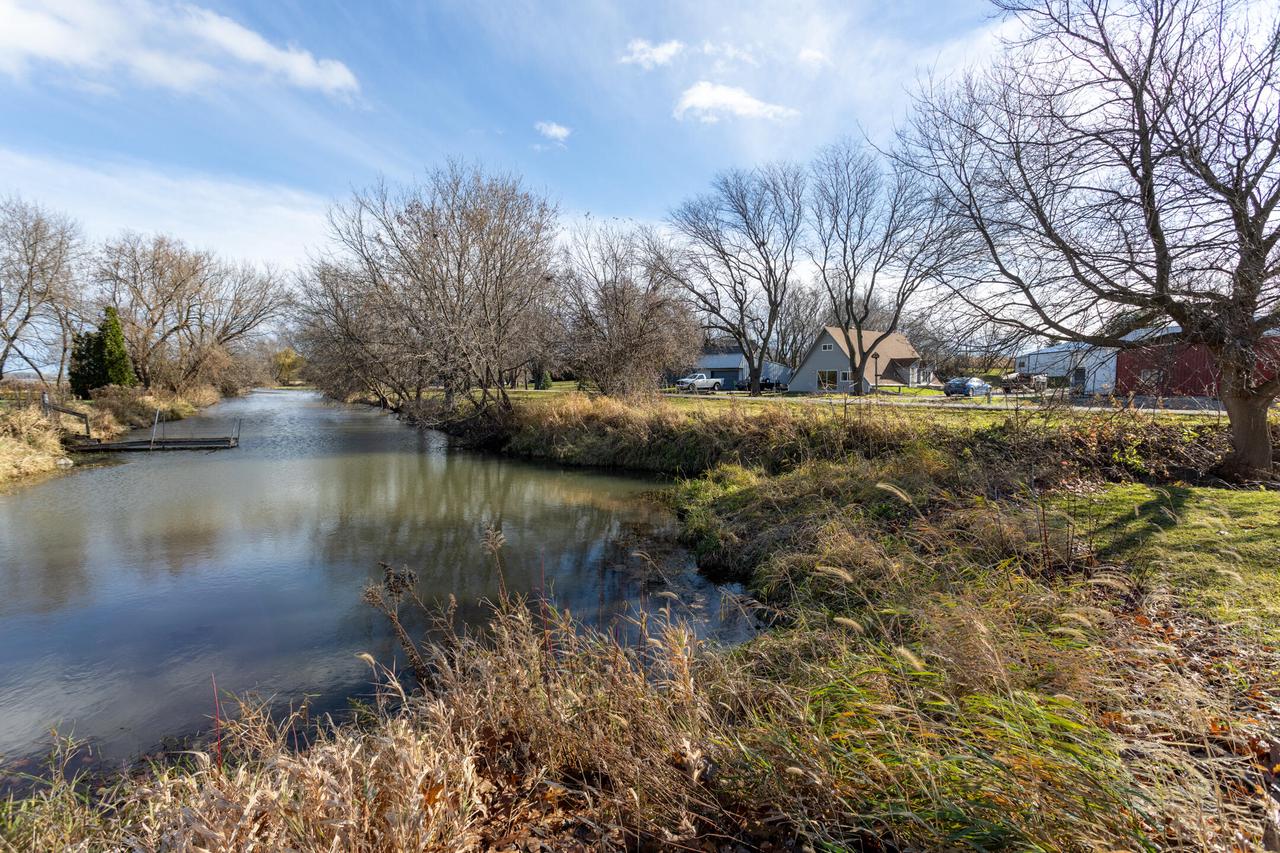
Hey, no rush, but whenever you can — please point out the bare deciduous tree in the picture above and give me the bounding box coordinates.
[771,282,826,371]
[94,232,284,391]
[0,197,82,383]
[302,162,558,416]
[94,233,213,388]
[906,0,1280,475]
[807,140,955,394]
[559,220,700,397]
[659,163,806,396]
[295,259,407,408]
[900,314,1024,380]
[174,261,289,391]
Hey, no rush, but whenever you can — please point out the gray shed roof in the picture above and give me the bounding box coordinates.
[696,353,748,371]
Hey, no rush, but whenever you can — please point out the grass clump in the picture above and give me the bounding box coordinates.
[672,447,1279,847]
[87,384,218,429]
[0,597,1164,852]
[0,407,65,485]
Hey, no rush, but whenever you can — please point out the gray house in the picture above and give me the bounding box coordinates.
[691,352,791,391]
[789,327,931,393]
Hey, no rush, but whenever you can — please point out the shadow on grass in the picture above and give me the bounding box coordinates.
[1083,485,1194,561]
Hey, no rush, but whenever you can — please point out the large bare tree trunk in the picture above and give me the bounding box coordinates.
[1219,355,1277,478]
[747,361,762,396]
[849,356,869,396]
[1221,394,1274,477]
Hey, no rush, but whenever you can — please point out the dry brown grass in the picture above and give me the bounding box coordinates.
[88,385,219,430]
[672,456,1280,850]
[7,567,1273,851]
[0,605,747,852]
[3,393,1275,850]
[467,392,1235,483]
[0,406,65,485]
[0,604,1118,850]
[0,385,222,487]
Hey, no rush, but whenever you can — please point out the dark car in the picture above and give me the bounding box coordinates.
[943,377,993,397]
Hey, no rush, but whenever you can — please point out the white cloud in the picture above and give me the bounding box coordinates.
[672,81,798,123]
[0,146,330,266]
[534,120,572,143]
[618,38,684,70]
[700,40,757,72]
[796,47,830,68]
[182,7,358,94]
[0,0,358,97]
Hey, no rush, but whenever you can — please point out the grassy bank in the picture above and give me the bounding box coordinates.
[84,384,221,433]
[4,394,1277,850]
[0,406,66,486]
[466,392,1238,480]
[0,384,222,488]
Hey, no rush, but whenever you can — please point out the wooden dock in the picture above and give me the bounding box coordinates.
[69,412,242,453]
[69,436,239,452]
[10,389,244,453]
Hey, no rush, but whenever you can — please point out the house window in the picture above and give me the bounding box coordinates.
[839,370,850,382]
[821,343,833,351]
[817,370,838,389]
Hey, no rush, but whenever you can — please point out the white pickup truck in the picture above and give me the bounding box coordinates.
[674,373,722,393]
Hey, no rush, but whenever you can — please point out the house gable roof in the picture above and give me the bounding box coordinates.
[800,327,921,367]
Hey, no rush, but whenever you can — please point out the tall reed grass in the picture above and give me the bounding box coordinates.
[88,384,220,430]
[6,574,1268,849]
[0,406,64,484]
[3,393,1274,850]
[477,392,1235,481]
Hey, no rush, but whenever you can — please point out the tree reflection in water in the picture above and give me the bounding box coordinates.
[0,391,750,775]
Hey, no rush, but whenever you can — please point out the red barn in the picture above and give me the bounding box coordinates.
[1115,335,1280,398]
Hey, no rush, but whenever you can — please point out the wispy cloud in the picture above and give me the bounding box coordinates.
[0,0,358,97]
[618,38,684,70]
[796,47,830,68]
[700,41,757,73]
[673,81,798,123]
[534,120,572,143]
[0,146,329,266]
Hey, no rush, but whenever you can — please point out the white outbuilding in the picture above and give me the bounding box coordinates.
[1014,342,1117,395]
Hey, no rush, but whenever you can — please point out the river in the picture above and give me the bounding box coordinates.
[0,390,747,773]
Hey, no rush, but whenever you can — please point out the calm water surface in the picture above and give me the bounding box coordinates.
[0,390,745,770]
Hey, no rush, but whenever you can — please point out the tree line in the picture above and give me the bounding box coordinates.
[0,199,287,397]
[6,0,1276,476]
[293,144,980,416]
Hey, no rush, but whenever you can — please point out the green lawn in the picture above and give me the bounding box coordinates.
[503,385,1243,434]
[873,385,944,397]
[1063,483,1280,642]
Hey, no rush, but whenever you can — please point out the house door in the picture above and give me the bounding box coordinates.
[1071,367,1087,392]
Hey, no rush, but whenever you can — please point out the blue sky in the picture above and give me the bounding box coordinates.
[0,0,1001,265]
